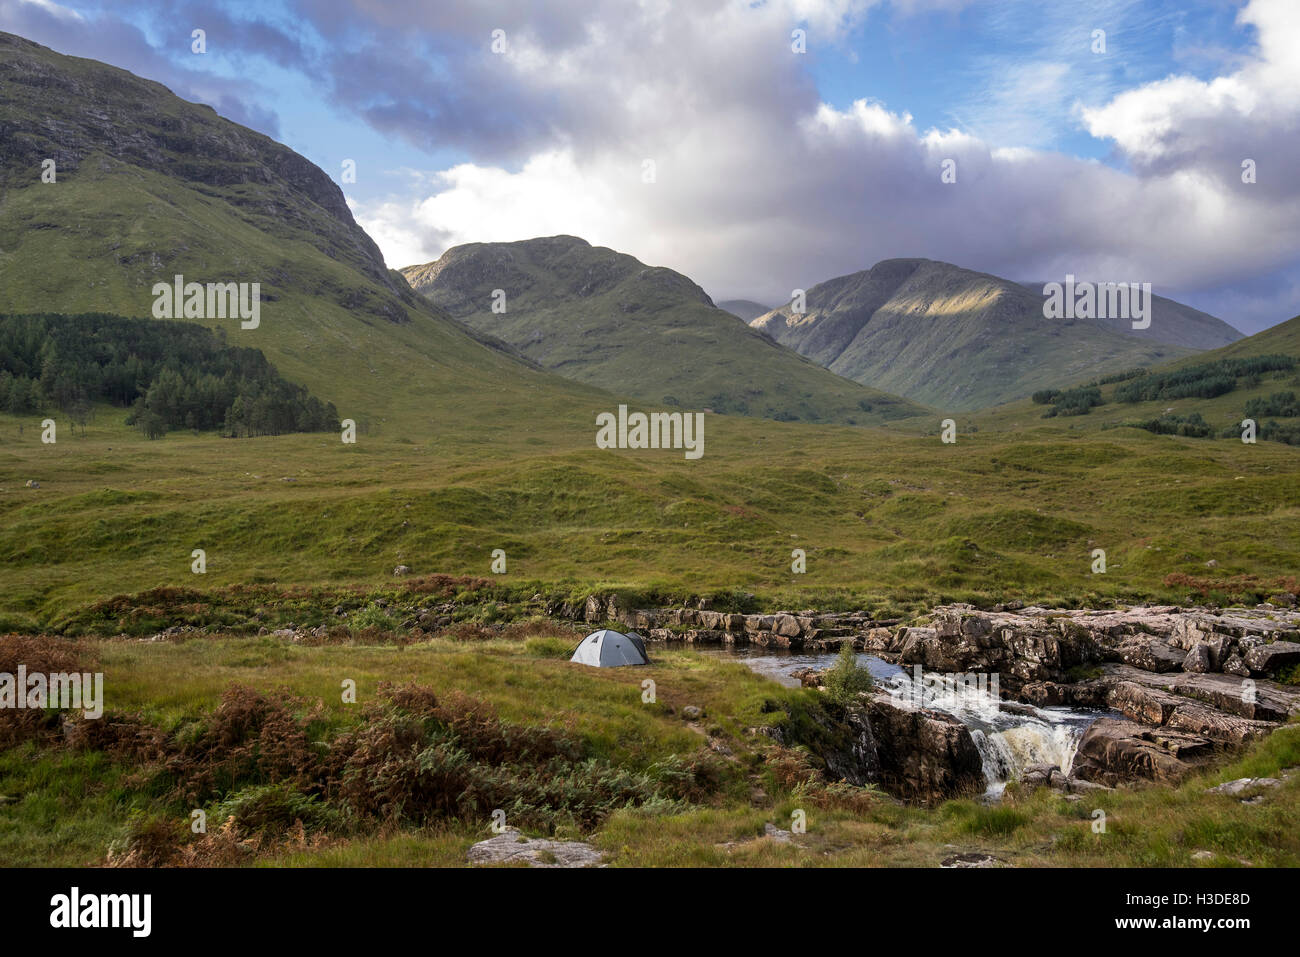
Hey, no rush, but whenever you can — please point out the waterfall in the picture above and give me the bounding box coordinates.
[886,668,1093,795]
[717,648,1105,799]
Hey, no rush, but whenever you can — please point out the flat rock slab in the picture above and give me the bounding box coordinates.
[941,852,1007,868]
[1100,665,1300,723]
[1205,777,1282,797]
[467,829,604,868]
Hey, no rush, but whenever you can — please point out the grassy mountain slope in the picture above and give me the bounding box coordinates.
[402,236,925,424]
[751,259,1238,411]
[970,314,1300,442]
[1018,281,1241,350]
[0,32,598,433]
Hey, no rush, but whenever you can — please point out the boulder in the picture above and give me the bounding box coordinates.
[1182,642,1214,674]
[1244,640,1300,676]
[863,694,985,805]
[816,704,881,787]
[773,614,802,638]
[789,667,823,688]
[1222,654,1251,677]
[1071,718,1209,786]
[1019,764,1057,790]
[1164,706,1275,745]
[1205,777,1281,797]
[1107,681,1182,726]
[467,828,603,868]
[1118,638,1186,673]
[861,627,893,652]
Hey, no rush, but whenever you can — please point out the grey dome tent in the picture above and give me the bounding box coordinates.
[571,629,650,667]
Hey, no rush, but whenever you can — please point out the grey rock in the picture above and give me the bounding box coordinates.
[941,852,1006,868]
[1244,640,1300,675]
[763,822,794,844]
[467,828,604,868]
[1183,643,1214,674]
[1222,654,1251,677]
[1205,777,1281,797]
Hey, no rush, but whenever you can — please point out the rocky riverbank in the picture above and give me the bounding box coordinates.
[564,597,1300,802]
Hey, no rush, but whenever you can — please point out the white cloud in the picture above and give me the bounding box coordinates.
[344,0,1299,331]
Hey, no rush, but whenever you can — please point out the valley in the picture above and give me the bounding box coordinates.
[0,23,1297,877]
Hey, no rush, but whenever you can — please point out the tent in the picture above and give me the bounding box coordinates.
[570,629,650,667]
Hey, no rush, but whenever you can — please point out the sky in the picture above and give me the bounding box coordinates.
[2,0,1298,334]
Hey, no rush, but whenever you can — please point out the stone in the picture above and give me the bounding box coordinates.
[773,614,801,638]
[1118,638,1186,673]
[1244,640,1300,675]
[763,823,794,844]
[861,627,893,652]
[1222,654,1251,677]
[1164,705,1275,745]
[940,853,1005,868]
[1019,764,1057,789]
[863,694,984,805]
[392,564,411,576]
[789,667,823,688]
[1107,681,1182,726]
[1183,643,1213,674]
[681,705,703,720]
[1205,777,1281,797]
[467,828,603,868]
[1071,718,1210,786]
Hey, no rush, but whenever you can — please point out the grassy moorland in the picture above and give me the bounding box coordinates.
[1,397,1298,633]
[2,629,1296,868]
[2,343,1297,869]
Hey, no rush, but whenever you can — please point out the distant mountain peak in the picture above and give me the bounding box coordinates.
[750,258,1241,410]
[402,236,926,424]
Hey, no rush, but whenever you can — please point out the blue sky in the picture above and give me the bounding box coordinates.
[3,0,1297,333]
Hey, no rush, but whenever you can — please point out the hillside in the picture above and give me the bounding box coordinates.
[751,259,1240,411]
[968,314,1300,445]
[1018,282,1241,350]
[402,236,925,424]
[0,32,600,434]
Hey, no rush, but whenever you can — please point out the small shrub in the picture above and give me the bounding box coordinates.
[822,642,874,706]
[213,783,340,835]
[959,805,1029,837]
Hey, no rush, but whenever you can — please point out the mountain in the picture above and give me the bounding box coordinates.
[402,236,925,424]
[717,299,772,323]
[1017,283,1241,351]
[750,258,1241,411]
[0,32,595,433]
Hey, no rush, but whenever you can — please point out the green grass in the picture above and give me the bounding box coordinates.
[6,631,1297,868]
[2,402,1296,629]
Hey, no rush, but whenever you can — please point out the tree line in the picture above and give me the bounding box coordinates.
[0,313,339,438]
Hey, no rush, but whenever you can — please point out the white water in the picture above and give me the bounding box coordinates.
[886,669,1095,797]
[715,649,1103,798]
